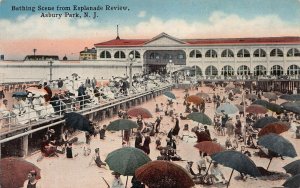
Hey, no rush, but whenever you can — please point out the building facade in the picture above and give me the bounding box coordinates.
[79,47,97,60]
[95,33,300,76]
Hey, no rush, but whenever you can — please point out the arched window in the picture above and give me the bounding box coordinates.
[192,66,203,76]
[177,53,185,59]
[237,65,250,75]
[100,51,111,59]
[287,48,300,57]
[237,49,250,57]
[129,50,140,59]
[205,65,218,76]
[270,48,283,57]
[270,65,284,76]
[150,52,160,59]
[221,49,234,57]
[189,50,202,58]
[163,54,173,59]
[253,49,266,57]
[221,65,234,76]
[254,65,267,76]
[287,65,300,75]
[114,51,126,59]
[205,49,218,58]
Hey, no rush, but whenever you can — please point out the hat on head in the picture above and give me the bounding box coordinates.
[95,148,99,153]
[29,170,37,176]
[187,161,193,164]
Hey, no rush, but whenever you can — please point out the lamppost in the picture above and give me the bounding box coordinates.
[128,54,134,92]
[49,59,54,81]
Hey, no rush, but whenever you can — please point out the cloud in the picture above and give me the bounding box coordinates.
[1,11,299,42]
[138,11,146,18]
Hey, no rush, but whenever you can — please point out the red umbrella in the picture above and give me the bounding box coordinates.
[194,141,225,155]
[135,160,194,188]
[0,157,41,188]
[258,122,290,137]
[127,107,153,118]
[96,80,110,87]
[246,104,268,114]
[186,95,204,105]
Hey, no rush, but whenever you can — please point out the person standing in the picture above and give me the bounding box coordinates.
[57,78,64,89]
[23,170,41,188]
[172,115,180,138]
[111,172,124,188]
[91,77,97,89]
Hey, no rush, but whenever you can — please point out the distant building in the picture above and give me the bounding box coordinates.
[0,55,4,60]
[62,55,68,61]
[79,47,97,60]
[24,55,59,61]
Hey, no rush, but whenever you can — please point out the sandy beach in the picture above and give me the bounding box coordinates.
[24,86,300,188]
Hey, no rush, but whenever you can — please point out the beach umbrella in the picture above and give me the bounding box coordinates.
[96,80,110,87]
[246,104,268,114]
[216,103,239,115]
[235,104,244,112]
[232,88,242,94]
[12,91,28,98]
[186,112,212,125]
[127,107,152,118]
[258,133,297,170]
[71,73,78,77]
[252,99,269,108]
[211,150,261,188]
[280,94,300,101]
[0,157,41,188]
[245,94,258,100]
[163,91,176,100]
[283,160,300,176]
[135,160,195,188]
[105,147,151,187]
[253,116,279,129]
[196,92,210,100]
[281,102,300,114]
[282,174,300,188]
[186,95,204,105]
[194,141,224,155]
[64,112,94,134]
[258,122,289,137]
[26,87,48,96]
[263,92,278,101]
[106,119,138,131]
[266,102,284,114]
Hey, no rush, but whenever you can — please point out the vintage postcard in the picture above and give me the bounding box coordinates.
[0,0,300,188]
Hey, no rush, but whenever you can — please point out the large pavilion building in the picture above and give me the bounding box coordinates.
[94,33,300,77]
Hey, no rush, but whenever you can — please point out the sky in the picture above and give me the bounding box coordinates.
[0,0,300,60]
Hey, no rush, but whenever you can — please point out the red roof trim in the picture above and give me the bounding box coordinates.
[94,36,300,47]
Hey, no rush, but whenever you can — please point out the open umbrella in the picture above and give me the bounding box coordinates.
[246,104,268,114]
[12,91,28,98]
[280,94,300,101]
[64,112,94,134]
[216,103,239,115]
[253,116,279,129]
[235,104,244,112]
[211,150,261,188]
[26,87,48,96]
[281,101,300,114]
[252,99,269,108]
[71,73,78,77]
[127,107,152,118]
[263,92,278,101]
[186,95,204,105]
[107,119,138,131]
[283,160,300,176]
[135,160,195,188]
[194,141,224,155]
[258,122,289,137]
[266,102,284,114]
[163,91,176,100]
[186,112,212,125]
[105,147,151,187]
[258,133,297,169]
[282,174,300,188]
[96,80,110,87]
[196,92,210,100]
[0,157,41,188]
[245,94,258,100]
